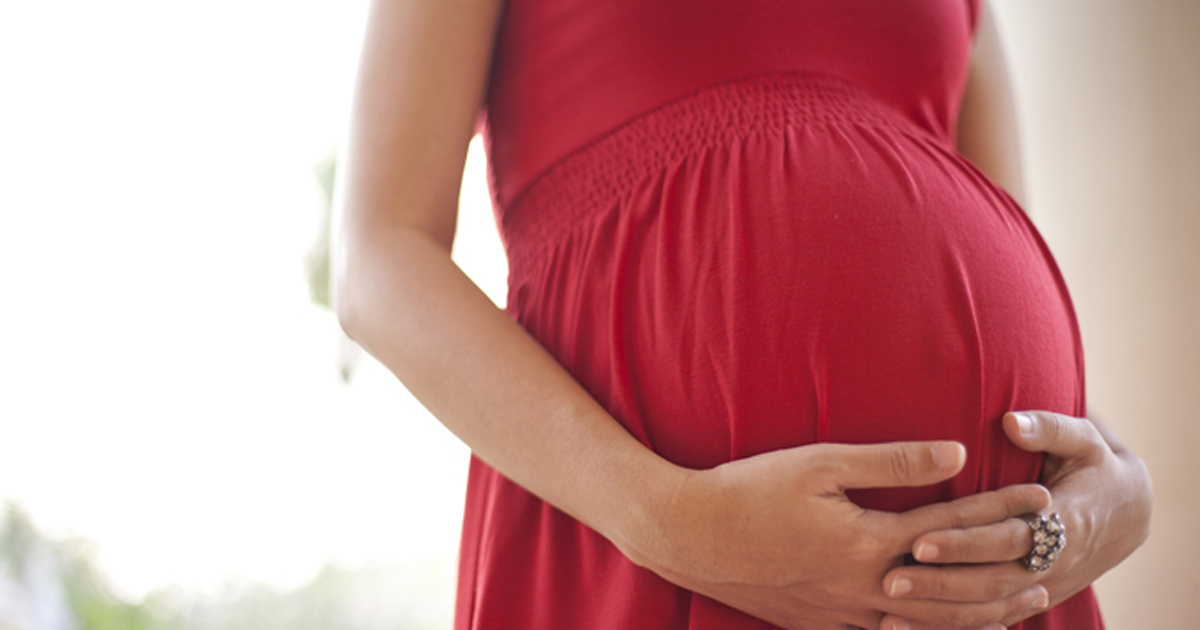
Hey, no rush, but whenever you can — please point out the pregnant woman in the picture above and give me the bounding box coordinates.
[332,0,1152,628]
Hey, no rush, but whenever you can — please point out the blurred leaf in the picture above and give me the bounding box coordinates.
[305,153,337,310]
[2,503,452,629]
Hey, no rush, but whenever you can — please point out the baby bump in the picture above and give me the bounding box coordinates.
[502,75,1084,510]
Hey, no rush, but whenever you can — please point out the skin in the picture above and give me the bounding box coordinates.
[957,0,1027,207]
[879,412,1152,630]
[332,1,1151,628]
[879,4,1154,628]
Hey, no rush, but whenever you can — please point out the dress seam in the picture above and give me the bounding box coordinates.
[503,114,951,290]
[495,70,916,214]
[497,72,950,283]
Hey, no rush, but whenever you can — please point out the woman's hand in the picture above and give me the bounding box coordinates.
[629,440,1053,630]
[877,411,1153,630]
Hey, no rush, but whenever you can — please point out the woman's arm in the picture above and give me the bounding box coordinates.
[332,0,677,563]
[957,0,1026,208]
[880,411,1152,629]
[333,2,1053,628]
[877,3,1154,625]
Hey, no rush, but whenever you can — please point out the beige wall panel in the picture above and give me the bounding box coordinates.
[991,1,1200,626]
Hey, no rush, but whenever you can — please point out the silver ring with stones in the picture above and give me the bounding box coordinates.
[1021,512,1066,572]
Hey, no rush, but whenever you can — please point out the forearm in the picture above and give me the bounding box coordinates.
[1074,409,1152,550]
[334,224,684,563]
[1082,408,1153,550]
[332,216,1062,630]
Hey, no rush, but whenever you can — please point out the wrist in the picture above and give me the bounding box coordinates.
[1117,450,1153,551]
[606,455,694,573]
[1050,450,1152,592]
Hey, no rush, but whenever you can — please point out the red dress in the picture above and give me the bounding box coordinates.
[459,1,1104,628]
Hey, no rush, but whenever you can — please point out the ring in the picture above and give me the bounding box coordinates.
[1021,512,1066,572]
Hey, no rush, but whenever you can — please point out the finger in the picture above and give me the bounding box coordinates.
[882,618,1006,630]
[822,441,966,490]
[883,618,1006,630]
[1003,411,1107,463]
[880,583,1049,629]
[898,483,1050,540]
[909,517,1033,564]
[884,562,1040,602]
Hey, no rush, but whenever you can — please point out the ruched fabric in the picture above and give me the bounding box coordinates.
[459,2,1104,629]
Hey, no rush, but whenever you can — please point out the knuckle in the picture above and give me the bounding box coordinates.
[927,574,950,600]
[946,505,970,530]
[1007,590,1035,618]
[1079,422,1108,460]
[995,485,1022,508]
[1031,484,1052,508]
[935,532,966,562]
[986,574,1017,599]
[807,454,839,479]
[982,580,1005,601]
[953,532,977,559]
[963,491,1000,523]
[1006,484,1046,514]
[945,606,981,628]
[1046,412,1069,443]
[926,501,969,532]
[1009,521,1032,556]
[888,447,915,482]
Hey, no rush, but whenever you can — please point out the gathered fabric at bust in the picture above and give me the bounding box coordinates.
[458,1,1104,628]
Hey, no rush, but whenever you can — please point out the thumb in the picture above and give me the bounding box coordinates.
[1003,411,1107,462]
[821,441,966,490]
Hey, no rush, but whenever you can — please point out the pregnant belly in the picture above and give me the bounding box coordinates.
[502,76,1085,511]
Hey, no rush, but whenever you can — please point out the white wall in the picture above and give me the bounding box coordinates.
[994,1,1200,626]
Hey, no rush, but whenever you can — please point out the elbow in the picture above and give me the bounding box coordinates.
[328,204,389,344]
[332,284,360,343]
[329,216,454,346]
[330,234,365,343]
[332,281,370,349]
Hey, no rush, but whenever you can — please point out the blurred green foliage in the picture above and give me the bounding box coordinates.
[1,503,452,630]
[305,154,337,311]
[2,502,159,630]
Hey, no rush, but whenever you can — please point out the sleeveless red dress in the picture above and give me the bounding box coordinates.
[460,1,1104,628]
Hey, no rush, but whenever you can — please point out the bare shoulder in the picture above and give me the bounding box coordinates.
[337,0,504,249]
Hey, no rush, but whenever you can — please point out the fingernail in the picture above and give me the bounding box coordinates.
[1035,586,1050,609]
[931,443,964,470]
[891,620,911,630]
[914,542,938,562]
[1015,413,1035,437]
[888,577,912,597]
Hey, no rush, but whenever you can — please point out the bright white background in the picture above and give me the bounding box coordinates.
[0,0,504,602]
[3,3,1197,628]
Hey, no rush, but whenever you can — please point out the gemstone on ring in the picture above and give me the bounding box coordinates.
[1021,513,1066,572]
